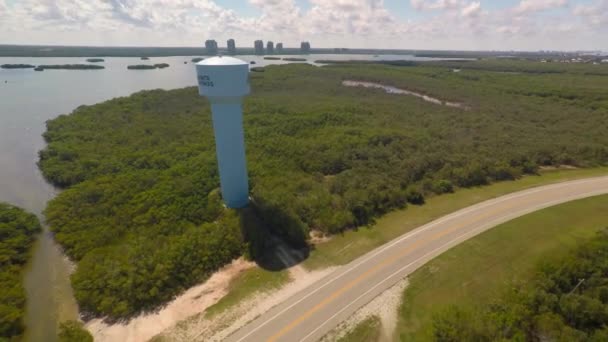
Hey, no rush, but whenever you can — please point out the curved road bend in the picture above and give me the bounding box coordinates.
[225,176,608,342]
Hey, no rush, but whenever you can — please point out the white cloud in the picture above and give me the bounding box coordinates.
[0,0,605,51]
[410,0,462,11]
[410,0,482,19]
[573,0,608,27]
[461,1,481,17]
[248,0,303,37]
[514,0,568,14]
[3,0,250,42]
[305,0,400,36]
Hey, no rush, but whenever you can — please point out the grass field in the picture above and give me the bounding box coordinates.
[303,167,608,270]
[397,193,608,341]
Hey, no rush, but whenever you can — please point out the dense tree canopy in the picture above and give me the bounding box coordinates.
[431,228,608,341]
[38,61,608,319]
[0,203,41,340]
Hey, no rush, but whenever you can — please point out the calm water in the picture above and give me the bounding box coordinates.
[0,53,445,341]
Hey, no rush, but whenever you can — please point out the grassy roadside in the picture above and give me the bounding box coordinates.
[303,167,608,270]
[334,315,382,342]
[397,194,608,341]
[150,268,290,341]
[204,267,289,318]
[158,167,607,336]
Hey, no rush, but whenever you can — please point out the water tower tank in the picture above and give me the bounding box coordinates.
[196,56,250,208]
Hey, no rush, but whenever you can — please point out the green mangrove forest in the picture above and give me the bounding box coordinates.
[0,203,41,340]
[38,60,608,319]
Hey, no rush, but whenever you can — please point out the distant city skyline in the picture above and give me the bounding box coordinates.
[0,0,606,51]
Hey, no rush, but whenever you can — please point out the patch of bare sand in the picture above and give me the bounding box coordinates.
[309,230,332,245]
[320,278,409,342]
[86,258,255,342]
[160,266,337,342]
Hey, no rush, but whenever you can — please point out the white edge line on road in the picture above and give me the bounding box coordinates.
[232,176,608,342]
[298,189,608,342]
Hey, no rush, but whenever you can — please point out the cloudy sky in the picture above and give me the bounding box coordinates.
[1,0,606,51]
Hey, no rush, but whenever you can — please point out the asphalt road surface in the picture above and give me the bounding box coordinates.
[226,176,608,342]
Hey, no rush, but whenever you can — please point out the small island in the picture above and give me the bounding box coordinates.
[140,57,150,60]
[127,63,170,70]
[86,58,105,63]
[191,57,204,63]
[282,57,307,62]
[36,64,105,70]
[127,65,156,70]
[263,57,281,60]
[1,64,36,69]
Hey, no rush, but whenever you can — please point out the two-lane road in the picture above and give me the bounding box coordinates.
[226,176,608,342]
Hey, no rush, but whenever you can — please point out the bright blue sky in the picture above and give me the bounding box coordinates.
[1,0,606,50]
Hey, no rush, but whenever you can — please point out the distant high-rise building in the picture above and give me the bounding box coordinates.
[254,40,264,55]
[300,41,311,54]
[276,43,283,54]
[205,40,218,55]
[227,39,236,55]
[266,41,274,54]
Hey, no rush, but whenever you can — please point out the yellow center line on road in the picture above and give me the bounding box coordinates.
[265,192,545,342]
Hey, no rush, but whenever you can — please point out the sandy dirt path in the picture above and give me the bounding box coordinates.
[86,258,255,342]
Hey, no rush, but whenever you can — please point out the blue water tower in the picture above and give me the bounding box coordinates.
[195,56,250,208]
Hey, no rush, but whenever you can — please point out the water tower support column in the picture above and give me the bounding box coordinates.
[196,56,251,208]
[210,100,249,208]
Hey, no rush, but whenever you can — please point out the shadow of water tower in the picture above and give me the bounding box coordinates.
[195,56,250,208]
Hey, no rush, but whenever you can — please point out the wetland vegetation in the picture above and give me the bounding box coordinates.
[37,60,608,319]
